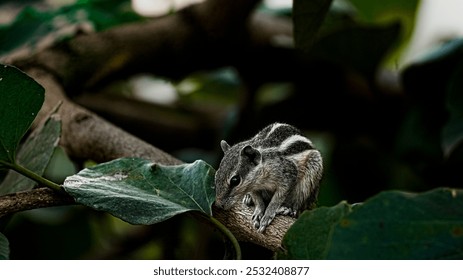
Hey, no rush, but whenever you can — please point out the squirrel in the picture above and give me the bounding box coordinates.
[214,122,323,233]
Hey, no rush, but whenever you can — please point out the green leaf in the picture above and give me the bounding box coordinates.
[0,64,44,164]
[63,158,216,225]
[280,188,463,259]
[348,0,418,64]
[0,0,142,57]
[402,39,463,101]
[310,22,401,78]
[293,0,333,51]
[0,232,9,260]
[401,39,463,159]
[348,0,419,25]
[278,201,352,259]
[0,115,61,195]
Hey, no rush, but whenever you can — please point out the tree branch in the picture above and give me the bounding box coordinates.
[0,67,295,251]
[0,188,75,218]
[0,0,297,252]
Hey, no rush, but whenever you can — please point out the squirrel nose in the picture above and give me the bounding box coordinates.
[215,198,225,209]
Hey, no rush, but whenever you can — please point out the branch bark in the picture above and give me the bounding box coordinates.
[0,188,75,218]
[0,0,296,252]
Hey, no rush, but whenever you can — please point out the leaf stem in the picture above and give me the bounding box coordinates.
[0,160,62,192]
[208,215,242,260]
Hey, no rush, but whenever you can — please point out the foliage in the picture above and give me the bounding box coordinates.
[0,116,61,195]
[0,62,238,259]
[280,188,463,259]
[0,0,142,57]
[293,0,333,51]
[0,0,463,260]
[0,65,44,164]
[63,158,215,224]
[0,232,9,260]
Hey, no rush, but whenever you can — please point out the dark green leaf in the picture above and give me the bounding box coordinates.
[0,232,9,260]
[348,0,419,24]
[43,146,77,184]
[63,158,216,225]
[0,116,61,195]
[310,22,401,78]
[0,64,44,164]
[293,0,333,51]
[280,188,463,259]
[347,0,419,63]
[402,39,463,101]
[278,201,352,259]
[0,0,142,57]
[328,188,463,259]
[402,39,463,159]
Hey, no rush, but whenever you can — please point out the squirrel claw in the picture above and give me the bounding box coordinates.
[277,206,297,217]
[252,208,264,230]
[243,194,253,206]
[257,213,276,233]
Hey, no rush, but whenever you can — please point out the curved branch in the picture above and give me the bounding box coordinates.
[0,188,75,218]
[1,0,296,252]
[0,67,293,251]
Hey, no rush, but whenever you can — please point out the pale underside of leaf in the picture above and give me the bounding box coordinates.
[63,158,216,225]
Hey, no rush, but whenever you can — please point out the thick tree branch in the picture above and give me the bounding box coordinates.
[28,68,182,165]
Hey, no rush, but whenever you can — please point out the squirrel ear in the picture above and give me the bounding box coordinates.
[241,145,261,166]
[220,140,230,153]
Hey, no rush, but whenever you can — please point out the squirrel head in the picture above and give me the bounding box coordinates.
[214,140,262,209]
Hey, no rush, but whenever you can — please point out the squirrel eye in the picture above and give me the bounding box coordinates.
[229,175,241,188]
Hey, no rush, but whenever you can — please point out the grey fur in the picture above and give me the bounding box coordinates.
[214,123,323,233]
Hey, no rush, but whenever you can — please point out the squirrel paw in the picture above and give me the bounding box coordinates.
[277,206,297,217]
[251,207,264,229]
[257,212,276,233]
[242,194,253,207]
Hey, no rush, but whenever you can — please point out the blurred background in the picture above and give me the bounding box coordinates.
[1,0,463,259]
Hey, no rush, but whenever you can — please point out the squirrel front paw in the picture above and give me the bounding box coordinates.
[242,194,253,206]
[277,206,297,217]
[251,207,264,229]
[257,212,276,233]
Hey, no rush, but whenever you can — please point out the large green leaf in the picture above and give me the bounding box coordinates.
[0,116,61,195]
[278,201,352,259]
[0,64,44,164]
[293,0,333,52]
[0,232,9,260]
[280,188,463,259]
[63,158,216,225]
